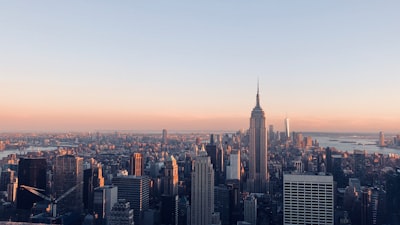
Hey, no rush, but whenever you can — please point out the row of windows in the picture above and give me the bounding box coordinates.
[284,204,334,208]
[284,189,334,192]
[284,199,333,202]
[284,182,333,185]
[284,209,334,212]
[284,208,334,212]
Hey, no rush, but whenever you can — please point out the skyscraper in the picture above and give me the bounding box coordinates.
[268,125,275,143]
[54,155,84,214]
[108,199,134,225]
[248,84,268,193]
[191,147,215,225]
[17,158,47,210]
[206,134,223,185]
[160,195,179,225]
[285,117,290,140]
[226,150,240,181]
[244,195,257,225]
[112,175,150,225]
[93,185,118,225]
[379,131,385,147]
[283,173,334,225]
[83,164,104,211]
[0,169,15,191]
[129,152,143,176]
[163,155,178,196]
[163,129,168,145]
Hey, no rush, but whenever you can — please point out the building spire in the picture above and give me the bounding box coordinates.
[256,79,260,107]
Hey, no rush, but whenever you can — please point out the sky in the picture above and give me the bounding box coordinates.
[1,1,399,133]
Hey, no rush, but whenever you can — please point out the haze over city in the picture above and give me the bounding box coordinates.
[1,1,399,132]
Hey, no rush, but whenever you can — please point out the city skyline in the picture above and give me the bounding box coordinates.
[1,1,400,132]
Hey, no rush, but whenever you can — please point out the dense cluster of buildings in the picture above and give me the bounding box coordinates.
[0,89,400,225]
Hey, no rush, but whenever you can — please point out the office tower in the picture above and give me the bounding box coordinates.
[112,175,150,225]
[358,187,386,225]
[326,147,333,173]
[83,164,105,211]
[54,155,84,214]
[163,129,168,145]
[163,155,178,196]
[215,185,231,225]
[244,195,257,225]
[130,152,143,176]
[295,133,303,149]
[332,155,346,188]
[353,150,366,180]
[214,183,240,225]
[385,170,400,224]
[379,131,385,147]
[360,188,371,225]
[7,178,18,202]
[268,125,275,142]
[206,134,223,185]
[226,150,240,181]
[283,173,334,225]
[280,132,287,143]
[191,148,215,225]
[178,196,190,225]
[108,199,134,225]
[0,168,15,191]
[248,84,268,193]
[161,155,179,225]
[93,185,118,225]
[17,158,47,209]
[160,195,179,225]
[285,117,290,139]
[304,136,313,147]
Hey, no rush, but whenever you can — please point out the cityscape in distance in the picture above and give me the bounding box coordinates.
[1,1,400,225]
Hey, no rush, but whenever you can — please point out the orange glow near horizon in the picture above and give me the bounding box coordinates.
[0,108,399,133]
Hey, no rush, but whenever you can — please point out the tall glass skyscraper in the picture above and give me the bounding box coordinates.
[54,155,84,215]
[17,158,47,209]
[248,85,268,193]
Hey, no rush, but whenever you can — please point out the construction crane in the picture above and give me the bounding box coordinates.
[20,182,83,218]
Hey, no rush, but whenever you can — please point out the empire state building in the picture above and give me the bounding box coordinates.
[248,85,268,193]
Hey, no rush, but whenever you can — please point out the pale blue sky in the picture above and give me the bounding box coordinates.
[1,1,399,132]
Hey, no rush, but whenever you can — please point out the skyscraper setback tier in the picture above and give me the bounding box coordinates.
[248,85,268,193]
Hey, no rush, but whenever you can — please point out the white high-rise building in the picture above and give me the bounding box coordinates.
[226,150,240,181]
[283,173,334,225]
[191,146,215,225]
[248,83,268,193]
